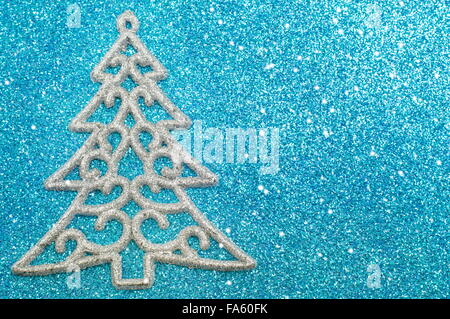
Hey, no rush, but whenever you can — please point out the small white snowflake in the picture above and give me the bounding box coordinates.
[264,63,275,70]
[323,129,332,138]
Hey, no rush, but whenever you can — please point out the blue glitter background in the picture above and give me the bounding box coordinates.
[0,0,448,298]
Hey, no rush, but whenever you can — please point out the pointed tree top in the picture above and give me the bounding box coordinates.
[117,10,140,34]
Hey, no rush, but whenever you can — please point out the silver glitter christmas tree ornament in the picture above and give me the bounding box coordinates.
[12,10,256,289]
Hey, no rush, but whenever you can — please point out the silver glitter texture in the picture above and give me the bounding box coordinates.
[12,11,256,290]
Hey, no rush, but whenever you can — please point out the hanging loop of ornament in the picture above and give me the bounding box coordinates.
[117,10,140,34]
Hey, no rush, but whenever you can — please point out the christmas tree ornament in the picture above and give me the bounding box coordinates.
[12,10,256,289]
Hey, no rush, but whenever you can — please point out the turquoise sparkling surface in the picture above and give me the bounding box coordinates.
[0,0,448,298]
